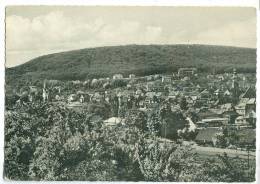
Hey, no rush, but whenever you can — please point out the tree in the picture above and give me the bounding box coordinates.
[125,110,147,132]
[147,108,160,136]
[200,153,255,182]
[159,104,187,140]
[214,132,228,148]
[180,97,188,110]
[111,79,127,88]
[5,100,256,182]
[135,138,199,181]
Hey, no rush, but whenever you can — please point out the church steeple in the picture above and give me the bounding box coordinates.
[232,68,237,88]
[231,68,239,103]
[42,79,48,102]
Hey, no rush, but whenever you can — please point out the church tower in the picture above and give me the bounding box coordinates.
[43,80,49,102]
[231,68,239,103]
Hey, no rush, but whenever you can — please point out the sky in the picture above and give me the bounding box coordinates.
[5,6,256,67]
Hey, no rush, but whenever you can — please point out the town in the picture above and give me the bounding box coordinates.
[7,67,256,151]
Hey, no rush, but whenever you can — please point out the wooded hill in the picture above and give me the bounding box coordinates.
[6,44,256,82]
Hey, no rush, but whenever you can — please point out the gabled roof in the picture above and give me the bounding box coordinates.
[240,86,256,99]
[247,98,256,105]
[246,110,256,118]
[220,103,233,111]
[104,117,123,126]
[195,128,221,142]
[200,89,209,94]
[224,90,231,95]
[214,89,220,93]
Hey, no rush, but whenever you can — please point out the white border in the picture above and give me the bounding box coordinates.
[0,0,259,184]
[0,0,258,7]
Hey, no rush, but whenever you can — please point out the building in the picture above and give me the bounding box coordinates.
[178,68,197,77]
[67,94,78,102]
[129,74,136,79]
[113,74,123,80]
[195,127,222,146]
[104,117,123,126]
[235,98,256,116]
[162,76,172,83]
[235,116,248,125]
[201,117,229,127]
[42,88,49,102]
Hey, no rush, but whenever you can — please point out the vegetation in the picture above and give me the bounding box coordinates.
[6,44,256,86]
[4,102,255,181]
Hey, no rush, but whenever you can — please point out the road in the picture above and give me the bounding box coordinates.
[155,138,256,160]
[192,145,256,160]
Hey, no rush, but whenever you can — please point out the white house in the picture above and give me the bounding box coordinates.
[113,74,123,80]
[129,74,136,79]
[104,117,123,126]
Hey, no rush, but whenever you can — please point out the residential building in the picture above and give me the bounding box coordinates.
[178,68,197,77]
[113,74,124,80]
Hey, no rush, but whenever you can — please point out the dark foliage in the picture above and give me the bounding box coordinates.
[6,44,256,86]
[4,102,255,181]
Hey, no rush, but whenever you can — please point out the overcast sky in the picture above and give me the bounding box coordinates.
[6,6,256,67]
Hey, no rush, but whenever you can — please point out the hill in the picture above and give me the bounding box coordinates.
[6,44,256,82]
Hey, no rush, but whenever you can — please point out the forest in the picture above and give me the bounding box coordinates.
[6,44,256,84]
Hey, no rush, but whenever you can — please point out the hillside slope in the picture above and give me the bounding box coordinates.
[6,44,256,82]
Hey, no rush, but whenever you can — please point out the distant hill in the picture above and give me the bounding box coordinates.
[6,44,256,83]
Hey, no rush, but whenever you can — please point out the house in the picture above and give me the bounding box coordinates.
[135,89,143,96]
[68,94,78,102]
[178,68,197,77]
[235,102,246,116]
[214,89,223,96]
[92,92,104,102]
[46,79,60,86]
[246,98,256,110]
[83,80,91,86]
[223,90,231,96]
[199,89,211,100]
[168,91,178,99]
[129,74,136,79]
[67,101,84,112]
[145,91,155,98]
[113,74,123,80]
[162,76,172,83]
[72,80,81,85]
[104,117,123,126]
[239,86,256,99]
[186,96,195,106]
[29,86,38,93]
[234,110,256,128]
[195,127,222,146]
[235,98,256,116]
[222,110,238,125]
[201,117,229,127]
[182,76,190,81]
[146,75,154,81]
[244,111,256,129]
[235,116,248,125]
[220,103,233,112]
